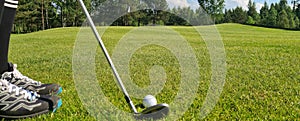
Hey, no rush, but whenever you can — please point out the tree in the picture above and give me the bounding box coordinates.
[246,16,255,24]
[279,0,288,11]
[193,7,213,25]
[41,0,45,30]
[198,0,225,23]
[176,7,194,25]
[247,0,256,17]
[223,9,233,23]
[294,16,300,28]
[232,7,247,23]
[278,9,289,28]
[41,0,58,29]
[15,0,42,33]
[247,0,260,24]
[140,0,168,25]
[296,4,300,19]
[267,4,277,27]
[274,3,281,14]
[287,8,297,29]
[46,1,61,28]
[291,0,300,11]
[289,17,296,28]
[14,0,91,33]
[13,0,300,31]
[260,1,269,25]
[101,0,169,26]
[253,13,261,24]
[52,0,91,27]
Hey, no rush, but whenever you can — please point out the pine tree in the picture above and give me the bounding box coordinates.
[247,0,259,24]
[247,0,256,17]
[223,9,233,23]
[294,16,300,28]
[260,2,269,26]
[279,0,288,11]
[267,4,277,27]
[296,4,300,19]
[232,7,247,23]
[288,11,297,29]
[278,9,289,28]
[275,3,281,12]
[289,17,296,29]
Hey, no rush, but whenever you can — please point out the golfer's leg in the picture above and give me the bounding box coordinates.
[0,0,18,74]
[0,0,4,21]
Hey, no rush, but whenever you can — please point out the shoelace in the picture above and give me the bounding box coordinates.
[11,64,42,85]
[0,79,38,101]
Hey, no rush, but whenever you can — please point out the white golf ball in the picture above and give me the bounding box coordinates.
[143,95,157,108]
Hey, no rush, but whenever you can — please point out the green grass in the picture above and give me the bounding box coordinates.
[7,23,300,120]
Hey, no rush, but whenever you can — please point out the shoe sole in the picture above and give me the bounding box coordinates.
[0,110,49,119]
[0,99,62,119]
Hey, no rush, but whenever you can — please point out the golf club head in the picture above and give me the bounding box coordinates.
[135,103,169,120]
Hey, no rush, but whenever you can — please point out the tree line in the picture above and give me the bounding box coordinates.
[14,0,92,33]
[224,0,300,29]
[13,0,300,33]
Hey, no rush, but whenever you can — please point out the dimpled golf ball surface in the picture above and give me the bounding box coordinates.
[143,95,157,108]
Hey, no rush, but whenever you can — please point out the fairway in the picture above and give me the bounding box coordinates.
[8,23,300,120]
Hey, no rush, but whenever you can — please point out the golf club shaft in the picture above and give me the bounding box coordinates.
[78,0,138,113]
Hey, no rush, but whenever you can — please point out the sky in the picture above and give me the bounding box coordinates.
[166,0,200,9]
[167,0,294,11]
[225,0,293,10]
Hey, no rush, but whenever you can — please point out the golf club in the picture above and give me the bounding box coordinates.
[78,0,169,120]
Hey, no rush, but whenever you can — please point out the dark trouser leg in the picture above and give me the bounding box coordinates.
[0,0,18,74]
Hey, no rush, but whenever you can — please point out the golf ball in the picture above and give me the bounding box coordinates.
[143,95,157,108]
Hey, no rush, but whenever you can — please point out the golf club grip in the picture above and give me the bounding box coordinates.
[78,0,138,114]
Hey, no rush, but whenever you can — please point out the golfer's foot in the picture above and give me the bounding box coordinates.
[0,78,62,119]
[1,63,62,95]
